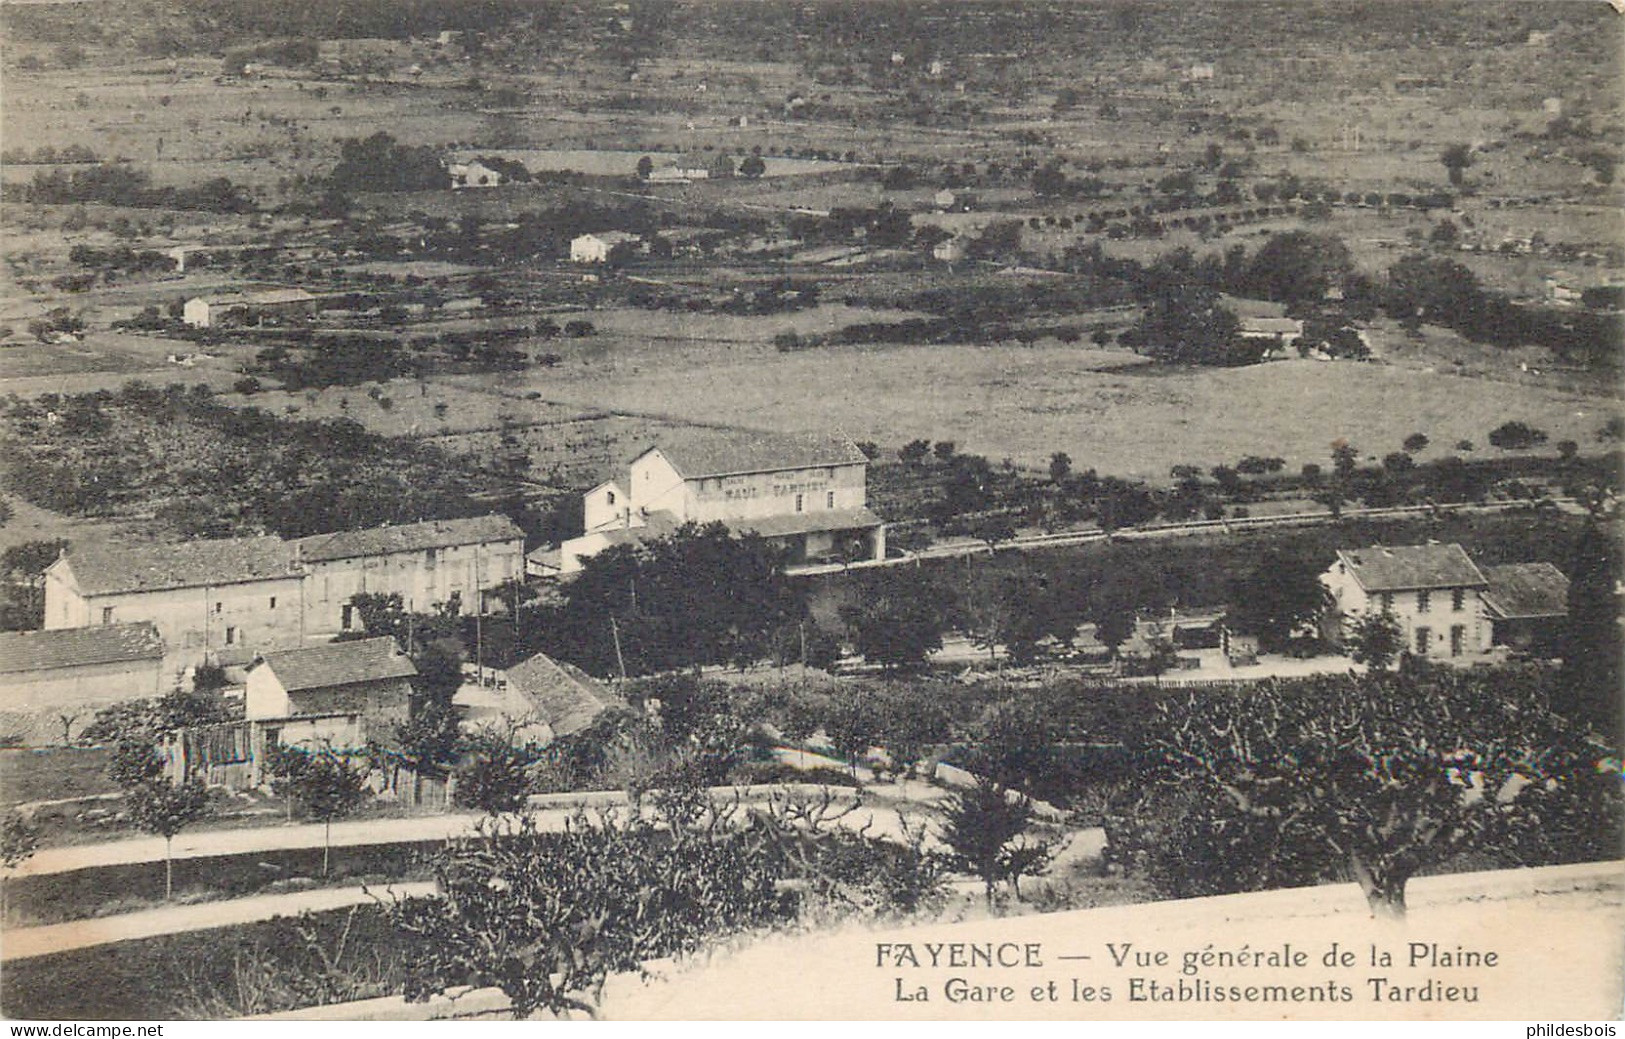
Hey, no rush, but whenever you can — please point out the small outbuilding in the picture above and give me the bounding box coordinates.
[246,636,416,752]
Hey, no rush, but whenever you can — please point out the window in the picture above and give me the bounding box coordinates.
[826,491,835,509]
[1451,588,1466,612]
[269,596,277,610]
[794,493,804,513]
[425,548,437,570]
[101,606,114,625]
[1450,625,1465,657]
[606,490,616,505]
[1415,626,1431,655]
[214,602,223,615]
[225,626,237,645]
[1416,590,1431,613]
[1380,592,1394,612]
[341,604,354,631]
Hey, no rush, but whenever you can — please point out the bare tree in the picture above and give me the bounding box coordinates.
[1158,667,1600,917]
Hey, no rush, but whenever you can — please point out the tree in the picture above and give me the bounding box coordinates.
[1048,452,1072,483]
[1,812,38,870]
[1159,667,1602,917]
[286,750,369,876]
[0,811,38,917]
[1488,421,1548,451]
[898,439,931,466]
[127,779,210,900]
[841,570,950,673]
[822,690,879,776]
[635,155,654,180]
[1385,253,1483,329]
[1226,551,1331,652]
[938,776,1053,908]
[1558,521,1622,739]
[1124,282,1249,366]
[1331,439,1359,478]
[1244,231,1353,303]
[870,684,951,782]
[1346,610,1404,670]
[1093,605,1136,658]
[738,154,766,179]
[548,523,807,677]
[453,733,535,815]
[1402,433,1430,454]
[1440,143,1473,187]
[1,538,67,630]
[394,793,810,1018]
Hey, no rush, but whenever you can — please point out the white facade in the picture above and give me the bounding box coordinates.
[1321,546,1492,660]
[43,517,524,673]
[618,449,869,529]
[559,434,885,575]
[300,539,524,637]
[570,232,641,263]
[182,297,215,328]
[450,161,504,189]
[45,562,305,676]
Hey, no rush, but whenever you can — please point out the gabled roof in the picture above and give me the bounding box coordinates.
[1239,317,1304,336]
[258,637,417,692]
[1482,563,1570,620]
[640,430,868,480]
[192,288,316,307]
[0,622,164,674]
[1335,543,1488,593]
[726,506,883,540]
[296,515,522,563]
[574,230,642,246]
[57,537,294,596]
[504,650,623,738]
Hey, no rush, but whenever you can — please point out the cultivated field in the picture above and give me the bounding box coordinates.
[500,342,1612,480]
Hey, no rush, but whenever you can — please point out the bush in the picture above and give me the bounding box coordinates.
[1488,421,1549,451]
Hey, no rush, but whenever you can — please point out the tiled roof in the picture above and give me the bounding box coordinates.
[643,430,867,479]
[1482,563,1570,620]
[194,288,316,307]
[296,515,522,563]
[1239,317,1304,336]
[505,651,622,738]
[576,231,642,245]
[726,506,883,540]
[59,537,294,596]
[258,637,417,692]
[0,622,165,674]
[1336,543,1488,593]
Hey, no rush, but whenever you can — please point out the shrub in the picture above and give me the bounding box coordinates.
[1488,421,1549,451]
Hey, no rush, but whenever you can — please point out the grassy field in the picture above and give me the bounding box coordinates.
[485,340,1613,481]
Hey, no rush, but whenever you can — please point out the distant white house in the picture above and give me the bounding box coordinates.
[449,160,504,189]
[933,236,968,262]
[570,231,643,264]
[183,288,317,329]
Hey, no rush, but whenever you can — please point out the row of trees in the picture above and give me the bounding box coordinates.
[379,657,1616,1017]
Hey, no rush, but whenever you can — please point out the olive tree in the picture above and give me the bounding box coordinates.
[1157,667,1603,918]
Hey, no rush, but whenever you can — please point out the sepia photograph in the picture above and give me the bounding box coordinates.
[0,0,1621,1023]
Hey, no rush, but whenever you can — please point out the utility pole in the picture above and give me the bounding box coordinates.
[474,550,484,685]
[610,615,627,679]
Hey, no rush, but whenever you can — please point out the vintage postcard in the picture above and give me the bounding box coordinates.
[1,0,1621,1024]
